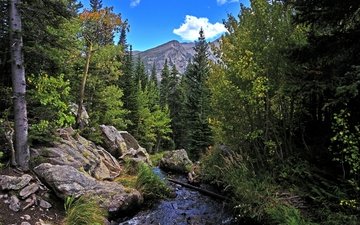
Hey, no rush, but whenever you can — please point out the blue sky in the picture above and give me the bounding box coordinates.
[81,0,250,51]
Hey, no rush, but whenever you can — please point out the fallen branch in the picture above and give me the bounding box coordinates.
[167,178,229,201]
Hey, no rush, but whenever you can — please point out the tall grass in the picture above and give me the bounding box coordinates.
[136,163,171,200]
[63,195,107,225]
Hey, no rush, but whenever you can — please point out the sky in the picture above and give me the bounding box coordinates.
[81,0,250,51]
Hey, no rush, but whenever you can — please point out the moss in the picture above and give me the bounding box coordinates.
[115,175,138,189]
[149,151,166,166]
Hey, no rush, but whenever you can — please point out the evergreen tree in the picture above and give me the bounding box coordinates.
[160,59,170,107]
[119,45,138,135]
[90,0,102,12]
[134,56,148,89]
[184,28,213,159]
[168,65,187,149]
[150,62,158,86]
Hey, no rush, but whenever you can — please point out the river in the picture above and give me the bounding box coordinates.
[116,167,237,225]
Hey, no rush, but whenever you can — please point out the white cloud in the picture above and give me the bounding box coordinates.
[130,0,140,7]
[217,0,239,5]
[173,15,227,41]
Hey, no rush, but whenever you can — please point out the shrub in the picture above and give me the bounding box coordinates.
[149,151,166,166]
[135,163,171,200]
[63,195,107,225]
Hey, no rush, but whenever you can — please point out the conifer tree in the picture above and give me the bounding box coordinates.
[168,65,186,149]
[160,59,170,107]
[134,56,148,89]
[150,62,158,86]
[90,0,102,12]
[184,28,213,159]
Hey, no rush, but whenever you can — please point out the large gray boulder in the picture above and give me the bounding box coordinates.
[33,163,143,215]
[100,125,152,166]
[31,127,122,181]
[159,149,193,174]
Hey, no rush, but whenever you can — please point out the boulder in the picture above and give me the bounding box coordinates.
[0,174,32,190]
[33,163,143,215]
[100,125,151,166]
[159,149,193,174]
[31,127,122,181]
[100,125,127,158]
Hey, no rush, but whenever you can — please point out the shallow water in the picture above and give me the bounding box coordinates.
[117,167,236,225]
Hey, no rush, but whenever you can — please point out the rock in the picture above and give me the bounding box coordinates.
[100,125,152,165]
[20,183,39,199]
[100,125,128,158]
[33,163,143,215]
[39,199,52,209]
[9,195,20,212]
[120,147,152,166]
[36,219,53,225]
[159,149,193,174]
[0,174,32,190]
[23,215,31,220]
[70,103,89,127]
[31,127,122,181]
[21,222,31,225]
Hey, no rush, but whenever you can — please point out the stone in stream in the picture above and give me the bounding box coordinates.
[159,149,193,174]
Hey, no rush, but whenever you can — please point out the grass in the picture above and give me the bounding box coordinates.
[149,151,166,166]
[115,174,138,188]
[62,195,107,225]
[135,163,171,200]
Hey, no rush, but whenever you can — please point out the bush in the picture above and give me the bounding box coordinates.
[135,163,171,200]
[63,195,107,225]
[149,151,166,166]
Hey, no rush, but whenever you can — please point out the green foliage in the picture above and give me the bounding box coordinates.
[149,151,166,166]
[92,85,128,130]
[135,83,172,152]
[28,74,75,144]
[183,29,213,159]
[330,109,360,177]
[63,195,107,225]
[0,150,4,169]
[201,146,315,224]
[136,163,171,200]
[266,205,315,225]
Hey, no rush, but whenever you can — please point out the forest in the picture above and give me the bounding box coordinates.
[0,0,359,224]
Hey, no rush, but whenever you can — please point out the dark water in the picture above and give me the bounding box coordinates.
[117,167,236,225]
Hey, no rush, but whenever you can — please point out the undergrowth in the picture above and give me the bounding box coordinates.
[201,145,318,224]
[149,151,166,166]
[63,195,107,225]
[135,163,171,200]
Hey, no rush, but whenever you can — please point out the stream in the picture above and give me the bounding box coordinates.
[117,167,237,225]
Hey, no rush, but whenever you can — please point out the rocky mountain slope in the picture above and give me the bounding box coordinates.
[134,39,219,78]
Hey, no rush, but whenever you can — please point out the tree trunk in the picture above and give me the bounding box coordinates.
[9,0,30,171]
[76,42,93,129]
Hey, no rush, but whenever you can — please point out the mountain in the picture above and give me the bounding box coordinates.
[134,39,219,78]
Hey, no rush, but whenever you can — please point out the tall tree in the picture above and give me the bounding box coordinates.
[9,0,29,170]
[134,56,148,88]
[160,59,170,107]
[76,7,122,128]
[90,0,102,12]
[150,62,158,86]
[168,65,186,149]
[184,28,213,159]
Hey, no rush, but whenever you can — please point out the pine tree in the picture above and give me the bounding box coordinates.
[160,59,170,107]
[90,0,102,12]
[134,56,148,89]
[184,28,213,159]
[168,65,186,149]
[150,62,158,86]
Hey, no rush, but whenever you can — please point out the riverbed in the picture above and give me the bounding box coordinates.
[117,167,236,225]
